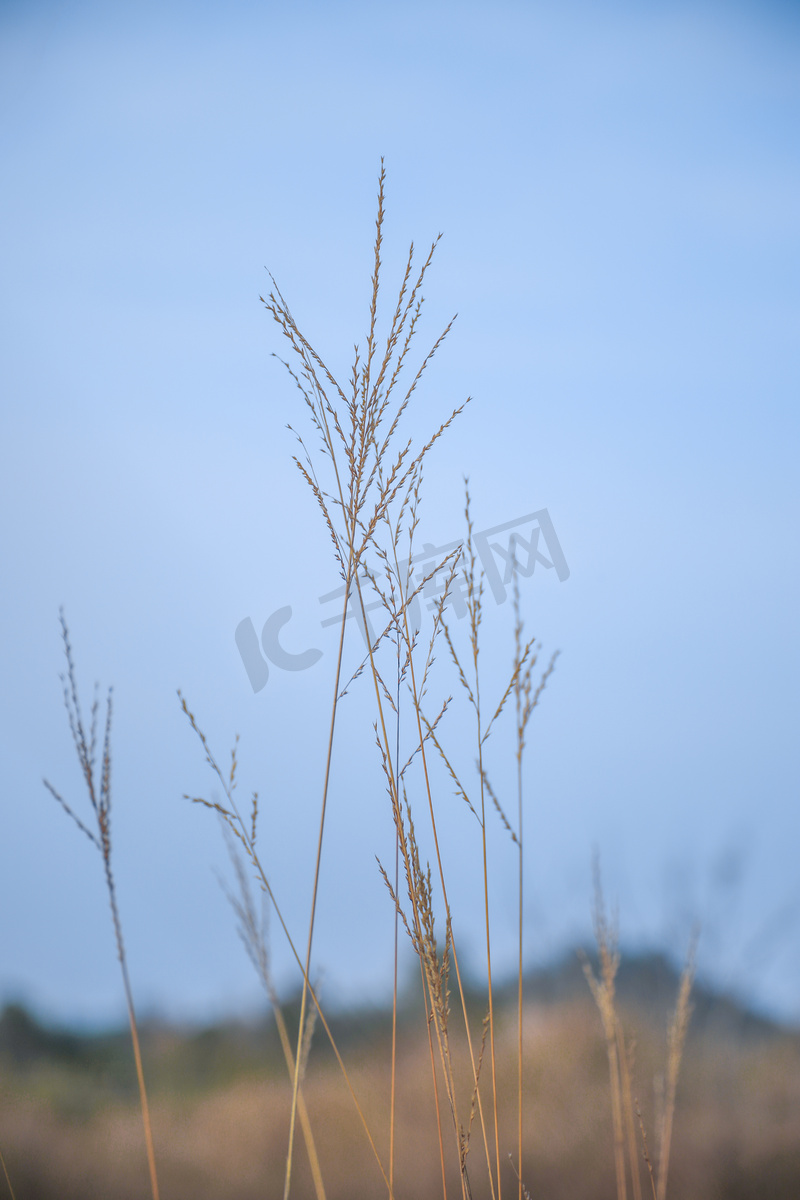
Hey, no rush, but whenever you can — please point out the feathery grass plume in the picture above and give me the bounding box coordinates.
[179,698,393,1196]
[43,611,160,1200]
[437,480,507,1198]
[364,464,427,1194]
[377,771,471,1199]
[583,860,697,1200]
[407,487,557,1200]
[581,860,631,1200]
[371,523,499,1200]
[434,482,560,1200]
[363,472,509,1198]
[262,160,469,1199]
[365,461,486,1200]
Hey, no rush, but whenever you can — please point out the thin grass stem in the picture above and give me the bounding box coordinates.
[657,936,696,1200]
[181,698,393,1196]
[0,1145,17,1200]
[284,583,352,1200]
[44,613,160,1200]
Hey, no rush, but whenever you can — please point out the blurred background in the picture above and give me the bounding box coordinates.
[1,0,798,1034]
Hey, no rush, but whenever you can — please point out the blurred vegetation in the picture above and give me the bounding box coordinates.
[1,952,797,1199]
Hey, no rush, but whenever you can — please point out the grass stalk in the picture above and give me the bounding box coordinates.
[618,1026,643,1200]
[265,160,483,1196]
[397,576,497,1200]
[284,588,352,1200]
[582,864,628,1200]
[0,1145,17,1200]
[636,1104,659,1200]
[460,486,502,1199]
[657,937,696,1200]
[419,951,450,1200]
[510,553,552,1200]
[43,612,160,1200]
[584,861,696,1200]
[180,698,394,1195]
[390,827,400,1192]
[32,165,707,1200]
[513,557,529,1200]
[264,160,465,1199]
[220,831,326,1200]
[389,635,402,1193]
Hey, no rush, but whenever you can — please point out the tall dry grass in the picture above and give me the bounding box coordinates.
[42,611,160,1200]
[582,860,696,1200]
[24,163,699,1200]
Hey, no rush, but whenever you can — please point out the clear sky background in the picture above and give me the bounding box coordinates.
[1,0,798,1030]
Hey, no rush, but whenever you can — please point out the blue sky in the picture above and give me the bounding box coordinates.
[1,0,798,1029]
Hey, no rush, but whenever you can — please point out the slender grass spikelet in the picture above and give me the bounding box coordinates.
[43,611,160,1200]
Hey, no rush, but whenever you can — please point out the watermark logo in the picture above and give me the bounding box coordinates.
[236,508,569,692]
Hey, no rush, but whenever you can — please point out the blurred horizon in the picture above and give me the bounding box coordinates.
[3,942,793,1038]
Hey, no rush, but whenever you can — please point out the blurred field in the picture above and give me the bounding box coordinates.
[2,954,798,1200]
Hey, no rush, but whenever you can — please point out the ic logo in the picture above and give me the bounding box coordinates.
[235,607,323,693]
